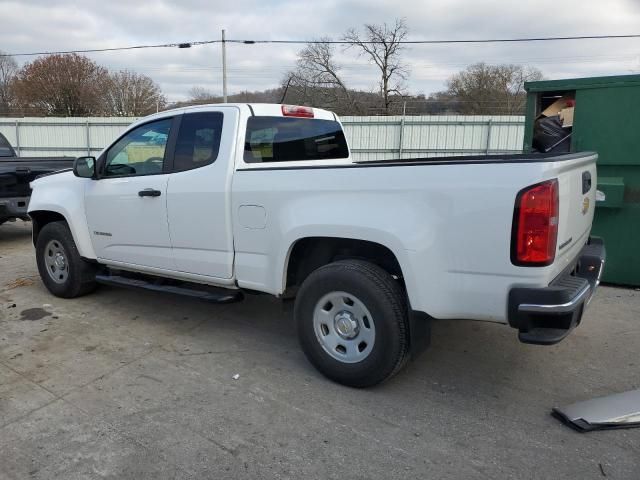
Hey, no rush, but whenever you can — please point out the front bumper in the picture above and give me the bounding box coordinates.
[508,237,606,345]
[0,196,30,221]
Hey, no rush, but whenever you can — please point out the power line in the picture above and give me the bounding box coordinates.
[0,40,219,57]
[2,33,640,57]
[229,34,640,45]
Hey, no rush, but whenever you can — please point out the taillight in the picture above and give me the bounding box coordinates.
[281,105,314,118]
[511,179,559,266]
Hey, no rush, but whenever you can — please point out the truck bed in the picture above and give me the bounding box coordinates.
[234,149,598,323]
[1,157,74,222]
[1,157,74,198]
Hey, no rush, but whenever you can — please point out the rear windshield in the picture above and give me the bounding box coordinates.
[244,116,349,163]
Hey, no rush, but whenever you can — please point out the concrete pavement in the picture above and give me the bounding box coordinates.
[1,221,639,479]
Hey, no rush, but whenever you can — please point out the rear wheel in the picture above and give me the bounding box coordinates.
[36,221,98,298]
[295,259,410,387]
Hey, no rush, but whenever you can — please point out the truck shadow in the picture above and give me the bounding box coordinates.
[9,266,612,415]
[90,285,542,396]
[211,293,600,406]
[0,221,32,242]
[83,285,545,386]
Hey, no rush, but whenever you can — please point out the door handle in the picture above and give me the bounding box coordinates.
[138,188,161,197]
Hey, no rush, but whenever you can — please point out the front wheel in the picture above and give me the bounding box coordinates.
[35,221,98,298]
[294,259,410,387]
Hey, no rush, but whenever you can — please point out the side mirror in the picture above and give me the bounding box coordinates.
[73,156,96,179]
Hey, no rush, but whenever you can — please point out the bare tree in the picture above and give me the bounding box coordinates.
[170,86,283,109]
[0,52,18,114]
[188,86,218,104]
[445,63,544,115]
[103,70,166,116]
[13,54,108,116]
[283,38,360,113]
[343,19,409,114]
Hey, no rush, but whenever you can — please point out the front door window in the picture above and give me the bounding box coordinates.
[104,119,172,177]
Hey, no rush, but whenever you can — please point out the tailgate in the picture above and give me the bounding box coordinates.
[0,171,32,198]
[553,153,598,269]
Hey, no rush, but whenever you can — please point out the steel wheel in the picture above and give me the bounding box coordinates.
[313,291,376,363]
[43,239,69,284]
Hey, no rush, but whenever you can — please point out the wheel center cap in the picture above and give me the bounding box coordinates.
[54,254,66,270]
[334,311,359,339]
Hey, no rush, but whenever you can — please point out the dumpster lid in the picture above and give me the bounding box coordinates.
[525,74,640,93]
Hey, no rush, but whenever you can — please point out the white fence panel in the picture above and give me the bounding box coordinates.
[341,115,525,161]
[0,115,525,161]
[0,117,138,157]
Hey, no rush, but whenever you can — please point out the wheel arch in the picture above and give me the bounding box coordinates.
[29,209,96,259]
[283,236,405,294]
[282,235,432,357]
[29,210,68,246]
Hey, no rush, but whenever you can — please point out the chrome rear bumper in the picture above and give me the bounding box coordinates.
[508,237,606,345]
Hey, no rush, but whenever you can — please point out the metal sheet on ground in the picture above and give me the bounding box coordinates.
[553,389,640,432]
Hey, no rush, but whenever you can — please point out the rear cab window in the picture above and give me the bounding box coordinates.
[244,117,349,163]
[174,112,223,172]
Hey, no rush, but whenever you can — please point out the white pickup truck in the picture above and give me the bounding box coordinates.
[28,103,605,387]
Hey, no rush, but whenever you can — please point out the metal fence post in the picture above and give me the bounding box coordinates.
[14,119,20,156]
[398,101,406,159]
[485,119,493,154]
[86,119,91,156]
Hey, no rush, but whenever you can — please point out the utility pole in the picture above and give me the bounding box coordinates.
[222,29,228,103]
[398,101,406,159]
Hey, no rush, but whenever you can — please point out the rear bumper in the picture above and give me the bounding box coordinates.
[508,237,606,345]
[0,196,30,220]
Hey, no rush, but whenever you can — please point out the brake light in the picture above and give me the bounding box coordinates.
[281,105,314,118]
[512,179,559,266]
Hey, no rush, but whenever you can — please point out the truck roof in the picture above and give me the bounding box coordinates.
[149,103,337,122]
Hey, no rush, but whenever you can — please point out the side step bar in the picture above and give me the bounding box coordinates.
[95,274,243,304]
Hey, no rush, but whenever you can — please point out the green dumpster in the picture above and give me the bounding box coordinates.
[524,74,640,286]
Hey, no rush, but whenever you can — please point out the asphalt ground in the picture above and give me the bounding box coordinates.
[1,221,639,479]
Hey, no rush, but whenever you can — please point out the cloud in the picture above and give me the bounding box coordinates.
[2,0,640,101]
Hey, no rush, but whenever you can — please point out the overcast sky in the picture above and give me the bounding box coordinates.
[2,0,640,101]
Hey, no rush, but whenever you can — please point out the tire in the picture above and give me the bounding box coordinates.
[35,221,98,298]
[295,259,409,387]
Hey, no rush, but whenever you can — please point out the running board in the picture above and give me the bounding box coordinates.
[95,274,243,304]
